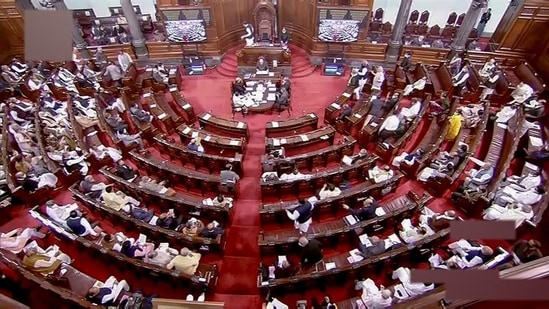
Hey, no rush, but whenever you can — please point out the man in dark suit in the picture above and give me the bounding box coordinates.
[343,197,379,221]
[426,210,456,231]
[369,96,385,118]
[115,160,137,180]
[355,236,386,258]
[400,52,412,71]
[273,260,297,278]
[299,237,323,265]
[336,104,352,121]
[384,92,400,112]
[275,88,289,109]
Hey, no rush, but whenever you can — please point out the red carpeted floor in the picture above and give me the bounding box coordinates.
[1,45,549,309]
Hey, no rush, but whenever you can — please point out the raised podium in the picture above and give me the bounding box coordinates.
[236,45,291,67]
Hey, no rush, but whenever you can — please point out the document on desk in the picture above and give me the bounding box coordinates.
[268,72,274,77]
[271,121,279,128]
[280,138,287,144]
[267,93,276,101]
[299,134,309,142]
[348,249,364,263]
[143,93,151,98]
[201,113,211,120]
[325,262,336,270]
[169,69,176,74]
[182,126,192,134]
[169,87,177,92]
[330,103,341,109]
[359,234,372,246]
[353,113,362,119]
[237,122,245,129]
[182,103,191,109]
[309,113,317,118]
[229,140,240,146]
[320,135,329,140]
[525,162,539,171]
[387,233,402,244]
[273,138,280,146]
[530,136,543,147]
[342,92,351,98]
[375,207,386,216]
[344,214,357,226]
[204,135,211,142]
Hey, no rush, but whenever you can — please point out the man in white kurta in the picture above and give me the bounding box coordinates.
[509,82,534,105]
[402,77,427,96]
[45,200,80,226]
[392,267,434,297]
[483,204,534,228]
[358,278,393,309]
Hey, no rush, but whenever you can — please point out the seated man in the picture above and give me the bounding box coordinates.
[199,222,224,239]
[447,242,494,268]
[126,204,155,223]
[392,267,434,298]
[354,236,387,258]
[272,259,297,279]
[358,278,393,309]
[45,200,80,226]
[483,203,534,228]
[0,227,46,253]
[187,138,204,153]
[22,246,71,276]
[120,240,155,259]
[232,78,246,96]
[130,103,153,123]
[399,221,429,244]
[336,104,352,121]
[66,210,101,238]
[156,209,183,230]
[509,82,534,106]
[377,114,402,140]
[80,175,108,199]
[402,77,427,96]
[181,218,205,237]
[274,88,289,110]
[86,276,130,307]
[62,151,89,175]
[343,197,379,221]
[318,183,341,200]
[512,239,543,263]
[463,162,494,189]
[368,165,394,184]
[166,248,201,276]
[104,112,128,134]
[495,105,517,124]
[298,237,323,266]
[452,184,487,203]
[256,57,269,73]
[90,144,123,163]
[342,148,368,166]
[417,161,455,183]
[421,209,456,231]
[478,58,496,79]
[145,247,178,267]
[524,98,545,118]
[392,148,424,167]
[459,104,484,128]
[499,171,541,193]
[101,186,140,212]
[206,194,233,208]
[115,160,137,181]
[115,131,145,150]
[152,63,169,84]
[139,176,176,197]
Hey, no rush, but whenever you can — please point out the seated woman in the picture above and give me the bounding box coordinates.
[22,246,71,276]
[86,276,130,307]
[119,240,154,259]
[0,227,46,253]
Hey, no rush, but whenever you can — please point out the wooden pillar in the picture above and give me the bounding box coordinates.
[450,0,488,54]
[120,0,149,59]
[385,0,413,63]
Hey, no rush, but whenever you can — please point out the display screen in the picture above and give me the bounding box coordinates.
[318,19,360,43]
[165,19,207,43]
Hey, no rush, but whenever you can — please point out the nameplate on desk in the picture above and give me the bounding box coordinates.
[320,135,329,140]
[421,44,431,48]
[191,131,199,138]
[299,134,309,142]
[169,69,176,74]
[372,41,378,44]
[271,121,279,128]
[229,140,240,146]
[94,20,100,25]
[272,139,280,146]
[204,135,211,142]
[146,68,153,72]
[342,93,351,98]
[182,126,192,134]
[330,103,341,109]
[169,87,177,92]
[353,113,362,119]
[158,113,167,119]
[201,113,211,120]
[370,122,378,127]
[237,122,245,129]
[150,104,157,108]
[280,138,287,144]
[181,104,191,110]
[309,113,316,118]
[143,93,151,98]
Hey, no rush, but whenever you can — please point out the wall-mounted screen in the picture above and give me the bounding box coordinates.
[165,19,207,43]
[318,19,360,43]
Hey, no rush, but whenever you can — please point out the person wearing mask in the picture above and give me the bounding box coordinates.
[115,160,137,180]
[220,164,240,191]
[86,276,130,306]
[66,210,100,238]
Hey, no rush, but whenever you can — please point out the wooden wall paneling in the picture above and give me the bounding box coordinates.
[214,0,256,54]
[534,33,549,83]
[278,0,315,52]
[354,0,374,6]
[497,3,549,53]
[0,0,24,61]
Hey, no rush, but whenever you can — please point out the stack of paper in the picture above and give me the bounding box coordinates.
[375,207,386,216]
[204,135,211,142]
[348,249,364,263]
[271,121,279,128]
[344,214,358,226]
[273,139,280,146]
[359,234,372,247]
[353,113,362,119]
[342,93,351,98]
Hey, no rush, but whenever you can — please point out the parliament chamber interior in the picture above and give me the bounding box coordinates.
[1,0,549,308]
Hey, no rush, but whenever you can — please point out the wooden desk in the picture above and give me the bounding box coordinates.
[236,45,291,66]
[265,113,318,137]
[154,134,244,176]
[198,112,249,139]
[178,124,246,155]
[168,87,196,123]
[324,87,354,124]
[265,126,336,152]
[243,71,282,81]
